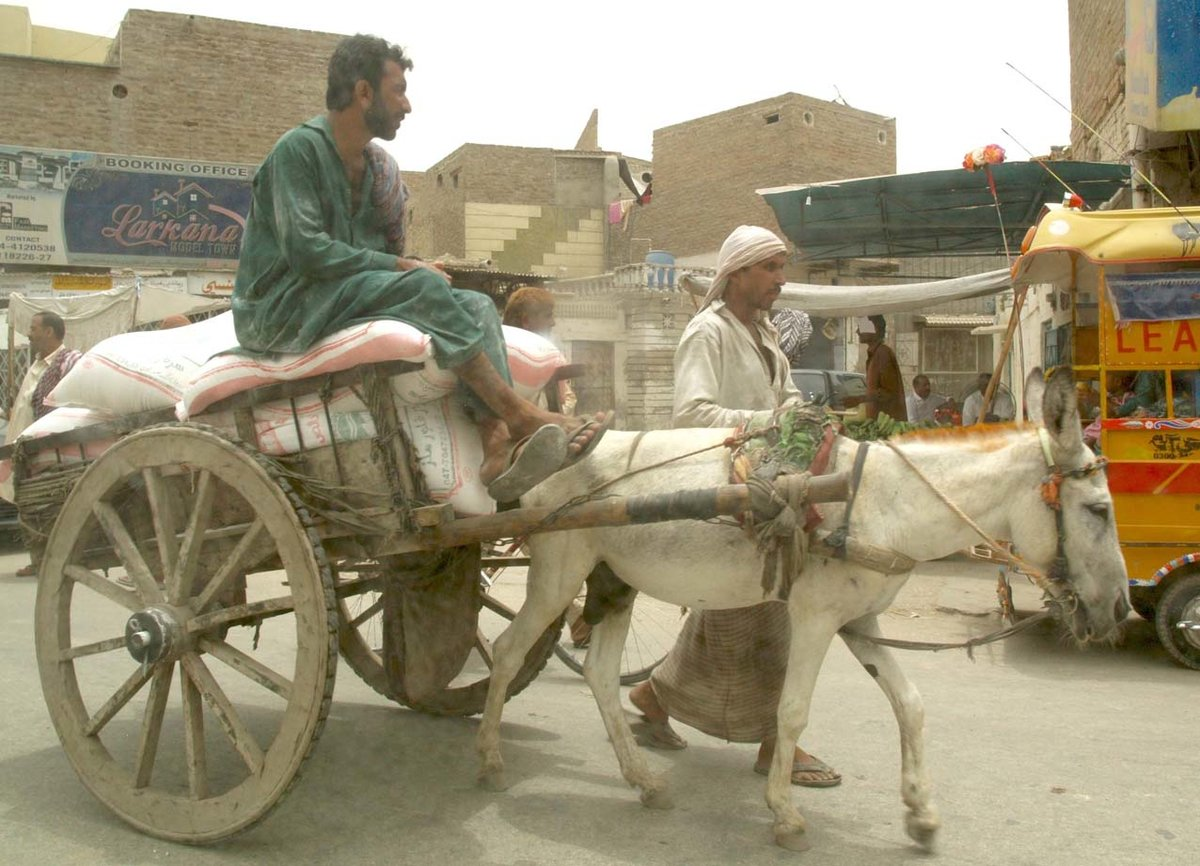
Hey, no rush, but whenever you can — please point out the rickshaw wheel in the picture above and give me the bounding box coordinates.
[1129,586,1158,621]
[1155,573,1200,671]
[35,424,337,843]
[336,547,564,716]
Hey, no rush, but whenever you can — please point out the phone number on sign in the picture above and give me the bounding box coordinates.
[1,240,58,252]
[1,252,56,262]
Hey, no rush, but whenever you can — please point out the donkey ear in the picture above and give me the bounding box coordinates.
[1025,368,1046,425]
[1042,367,1083,459]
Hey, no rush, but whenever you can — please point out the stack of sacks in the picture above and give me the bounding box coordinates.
[11,315,567,516]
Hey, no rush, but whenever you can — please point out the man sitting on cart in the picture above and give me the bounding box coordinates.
[233,34,608,501]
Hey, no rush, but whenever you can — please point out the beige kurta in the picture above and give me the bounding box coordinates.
[652,301,803,743]
[672,301,804,429]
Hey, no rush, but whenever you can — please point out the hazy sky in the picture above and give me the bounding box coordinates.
[20,0,1079,174]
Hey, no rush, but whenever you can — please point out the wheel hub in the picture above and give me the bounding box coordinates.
[125,607,182,666]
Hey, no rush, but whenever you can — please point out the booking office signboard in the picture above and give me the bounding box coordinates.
[0,144,254,269]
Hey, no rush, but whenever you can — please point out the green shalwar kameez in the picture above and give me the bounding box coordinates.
[233,115,510,417]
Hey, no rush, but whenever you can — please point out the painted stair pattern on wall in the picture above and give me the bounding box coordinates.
[465,202,605,278]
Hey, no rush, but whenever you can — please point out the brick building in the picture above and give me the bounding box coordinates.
[1068,0,1200,206]
[634,93,897,263]
[403,143,651,280]
[0,8,343,165]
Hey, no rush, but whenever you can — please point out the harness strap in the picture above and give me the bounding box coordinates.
[824,441,870,557]
[881,439,1065,599]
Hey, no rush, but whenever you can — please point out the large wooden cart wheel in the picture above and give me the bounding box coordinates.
[35,425,337,843]
[336,547,563,716]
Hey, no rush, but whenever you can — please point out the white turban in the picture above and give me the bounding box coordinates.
[700,225,788,309]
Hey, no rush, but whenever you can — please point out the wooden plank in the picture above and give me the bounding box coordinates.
[411,472,851,551]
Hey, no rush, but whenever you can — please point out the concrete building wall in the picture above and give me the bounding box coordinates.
[635,94,896,258]
[0,9,343,164]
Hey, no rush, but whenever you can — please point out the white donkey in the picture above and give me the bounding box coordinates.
[475,368,1130,850]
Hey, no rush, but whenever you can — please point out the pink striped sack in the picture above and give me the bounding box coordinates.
[179,318,447,418]
[501,326,567,400]
[47,313,238,415]
[0,407,118,501]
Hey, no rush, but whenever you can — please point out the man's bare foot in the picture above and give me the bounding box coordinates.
[755,739,842,788]
[628,681,669,723]
[508,410,610,456]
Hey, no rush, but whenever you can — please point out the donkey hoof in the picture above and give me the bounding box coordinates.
[477,766,509,793]
[905,811,939,851]
[773,825,811,852]
[640,786,674,810]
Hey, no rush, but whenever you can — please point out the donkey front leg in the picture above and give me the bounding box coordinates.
[840,616,940,850]
[476,558,586,792]
[581,599,673,810]
[767,611,839,851]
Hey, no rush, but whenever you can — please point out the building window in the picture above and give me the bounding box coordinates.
[112,84,128,99]
[877,129,888,144]
[765,113,780,124]
[802,110,815,127]
[451,170,460,188]
[436,174,444,188]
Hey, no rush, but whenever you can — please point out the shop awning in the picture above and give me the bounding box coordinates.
[758,161,1131,261]
[680,267,1011,317]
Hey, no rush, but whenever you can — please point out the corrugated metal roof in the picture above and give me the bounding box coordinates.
[916,314,996,327]
[759,161,1130,260]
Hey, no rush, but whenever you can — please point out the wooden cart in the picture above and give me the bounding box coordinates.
[3,359,846,843]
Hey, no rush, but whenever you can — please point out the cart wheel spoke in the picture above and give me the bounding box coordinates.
[64,564,140,612]
[93,501,164,603]
[348,597,383,630]
[187,593,296,633]
[180,666,208,800]
[142,467,181,598]
[134,663,175,788]
[84,665,153,737]
[181,653,264,776]
[198,636,293,701]
[173,470,216,603]
[60,635,127,661]
[192,517,266,611]
[37,425,337,842]
[474,630,495,671]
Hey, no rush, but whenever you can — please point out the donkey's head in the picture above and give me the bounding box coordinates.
[1016,367,1130,643]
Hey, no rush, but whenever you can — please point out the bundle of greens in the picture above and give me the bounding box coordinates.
[843,412,933,441]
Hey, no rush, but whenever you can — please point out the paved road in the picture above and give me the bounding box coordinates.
[0,546,1192,866]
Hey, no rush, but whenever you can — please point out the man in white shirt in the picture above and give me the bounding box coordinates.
[905,374,949,423]
[628,225,841,789]
[961,372,1016,425]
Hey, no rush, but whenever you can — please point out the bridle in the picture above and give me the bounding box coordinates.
[1036,426,1109,586]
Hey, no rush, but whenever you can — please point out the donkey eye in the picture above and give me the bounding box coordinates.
[1086,502,1110,519]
